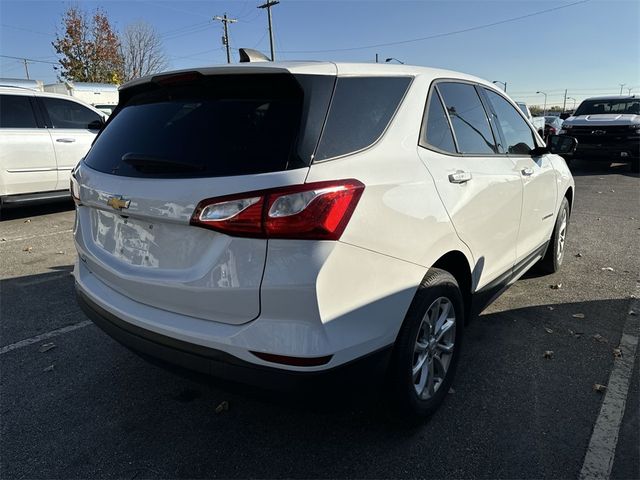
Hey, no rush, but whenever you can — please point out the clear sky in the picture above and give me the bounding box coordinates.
[1,0,639,108]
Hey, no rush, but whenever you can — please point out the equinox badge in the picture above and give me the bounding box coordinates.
[107,196,131,210]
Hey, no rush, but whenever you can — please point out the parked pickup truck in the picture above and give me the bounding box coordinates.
[516,102,546,139]
[559,95,639,171]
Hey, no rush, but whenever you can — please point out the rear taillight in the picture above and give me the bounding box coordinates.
[69,173,81,205]
[549,127,557,135]
[190,179,364,240]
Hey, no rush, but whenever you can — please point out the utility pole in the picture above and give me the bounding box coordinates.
[562,89,567,113]
[258,0,279,61]
[23,59,30,79]
[619,83,626,95]
[214,14,237,64]
[375,53,379,63]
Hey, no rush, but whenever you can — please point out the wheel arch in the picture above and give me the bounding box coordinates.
[431,250,473,324]
[564,186,574,212]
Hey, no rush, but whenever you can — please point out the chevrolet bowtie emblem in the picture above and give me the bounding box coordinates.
[107,196,131,210]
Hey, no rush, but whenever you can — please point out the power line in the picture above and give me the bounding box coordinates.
[280,0,591,53]
[0,55,57,65]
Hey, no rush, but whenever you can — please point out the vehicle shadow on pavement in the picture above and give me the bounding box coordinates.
[1,267,636,479]
[569,159,638,178]
[0,200,74,221]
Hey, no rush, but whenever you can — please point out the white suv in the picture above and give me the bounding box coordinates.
[72,62,575,417]
[0,86,104,207]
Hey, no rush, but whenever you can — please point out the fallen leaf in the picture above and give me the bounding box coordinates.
[568,329,584,338]
[547,306,555,311]
[56,251,64,255]
[629,310,637,316]
[550,283,562,290]
[597,191,603,194]
[0,238,6,242]
[572,313,585,319]
[592,334,608,343]
[215,400,229,414]
[601,267,614,272]
[593,384,607,393]
[23,219,31,223]
[613,348,622,358]
[544,327,554,334]
[43,365,55,372]
[22,246,33,253]
[575,253,583,258]
[610,189,615,193]
[39,342,56,353]
[543,350,554,359]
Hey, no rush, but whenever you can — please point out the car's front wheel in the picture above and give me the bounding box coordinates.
[389,268,464,419]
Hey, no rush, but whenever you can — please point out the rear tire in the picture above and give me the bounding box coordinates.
[538,197,570,274]
[388,268,464,420]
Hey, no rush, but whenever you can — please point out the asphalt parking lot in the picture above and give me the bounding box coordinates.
[1,160,638,479]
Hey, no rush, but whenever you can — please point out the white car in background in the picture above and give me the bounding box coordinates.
[72,61,576,418]
[0,86,104,208]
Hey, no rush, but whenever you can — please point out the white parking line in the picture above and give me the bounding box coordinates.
[0,320,92,355]
[580,298,639,480]
[1,229,73,243]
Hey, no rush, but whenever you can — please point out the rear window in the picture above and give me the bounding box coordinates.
[314,76,412,161]
[84,73,333,178]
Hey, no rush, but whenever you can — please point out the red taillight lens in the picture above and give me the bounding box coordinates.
[550,127,557,135]
[69,174,81,205]
[190,179,364,240]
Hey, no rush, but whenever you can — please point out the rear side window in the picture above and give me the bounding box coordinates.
[41,97,102,129]
[0,95,38,128]
[84,73,334,179]
[484,89,536,155]
[314,76,411,161]
[421,89,456,153]
[437,82,497,155]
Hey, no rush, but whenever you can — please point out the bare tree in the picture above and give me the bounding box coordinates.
[121,21,168,81]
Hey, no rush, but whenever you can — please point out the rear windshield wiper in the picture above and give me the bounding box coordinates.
[121,153,205,173]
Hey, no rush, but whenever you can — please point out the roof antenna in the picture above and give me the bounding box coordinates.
[239,48,270,63]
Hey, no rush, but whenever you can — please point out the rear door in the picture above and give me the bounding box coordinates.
[38,96,102,190]
[75,71,334,325]
[482,88,557,263]
[417,81,522,289]
[0,93,57,195]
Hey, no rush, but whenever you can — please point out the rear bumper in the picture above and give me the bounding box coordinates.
[77,286,392,391]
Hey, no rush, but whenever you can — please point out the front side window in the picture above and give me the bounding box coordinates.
[314,76,412,161]
[484,89,536,155]
[421,89,456,153]
[437,82,497,155]
[0,94,38,128]
[41,97,102,129]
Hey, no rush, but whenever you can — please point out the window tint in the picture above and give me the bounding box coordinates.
[84,73,317,178]
[41,97,102,129]
[314,76,411,161]
[484,89,536,155]
[422,90,456,153]
[0,95,38,128]
[437,82,497,154]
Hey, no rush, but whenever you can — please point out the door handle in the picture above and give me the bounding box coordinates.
[521,167,534,176]
[56,138,76,143]
[448,170,472,184]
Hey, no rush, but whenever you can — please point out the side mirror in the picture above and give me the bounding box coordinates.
[548,134,577,155]
[87,119,105,131]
